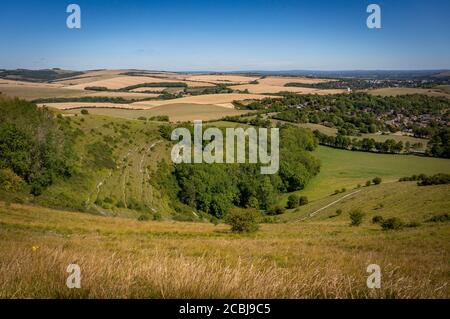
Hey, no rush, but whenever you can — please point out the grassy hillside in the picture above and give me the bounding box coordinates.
[280,181,450,222]
[367,87,450,99]
[0,110,178,219]
[291,145,450,201]
[0,197,448,298]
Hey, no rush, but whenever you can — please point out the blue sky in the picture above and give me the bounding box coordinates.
[1,0,449,71]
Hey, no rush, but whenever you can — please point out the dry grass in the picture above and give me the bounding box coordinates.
[233,77,343,95]
[0,202,448,298]
[66,75,215,90]
[85,91,160,99]
[131,93,277,108]
[64,103,252,122]
[130,87,170,93]
[53,70,127,86]
[186,74,260,84]
[39,102,148,110]
[259,76,333,86]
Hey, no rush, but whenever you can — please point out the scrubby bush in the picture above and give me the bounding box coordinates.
[381,217,404,230]
[349,209,364,226]
[225,208,260,233]
[405,221,421,228]
[268,205,286,215]
[0,168,25,192]
[365,180,372,187]
[329,209,342,218]
[286,194,299,209]
[298,196,309,206]
[372,177,382,185]
[80,109,89,115]
[426,213,449,223]
[138,214,150,221]
[372,215,384,224]
[153,212,162,221]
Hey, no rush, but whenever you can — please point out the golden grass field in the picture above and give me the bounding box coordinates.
[131,93,276,107]
[64,103,252,122]
[232,76,343,94]
[185,74,260,84]
[0,185,448,299]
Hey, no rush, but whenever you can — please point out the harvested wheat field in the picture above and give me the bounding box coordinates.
[185,74,260,84]
[0,80,91,100]
[131,87,177,93]
[131,93,276,108]
[234,83,344,94]
[233,76,343,94]
[64,103,251,122]
[37,93,274,111]
[39,102,147,110]
[85,91,160,99]
[259,76,333,86]
[66,75,215,90]
[53,70,127,86]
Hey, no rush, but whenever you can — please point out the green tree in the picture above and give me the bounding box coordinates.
[226,208,260,233]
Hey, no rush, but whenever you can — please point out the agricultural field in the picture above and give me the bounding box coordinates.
[64,103,252,122]
[233,76,343,94]
[368,87,450,99]
[289,145,450,201]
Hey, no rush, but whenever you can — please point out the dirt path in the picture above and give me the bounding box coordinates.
[300,190,362,221]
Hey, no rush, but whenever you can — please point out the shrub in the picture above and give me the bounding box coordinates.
[372,215,384,224]
[381,217,404,230]
[80,109,89,115]
[225,208,260,233]
[268,205,286,215]
[365,180,372,187]
[349,209,364,226]
[153,212,162,221]
[405,221,421,228]
[329,209,342,218]
[426,213,449,223]
[0,168,25,192]
[138,214,150,221]
[372,177,382,185]
[298,196,309,206]
[286,194,299,209]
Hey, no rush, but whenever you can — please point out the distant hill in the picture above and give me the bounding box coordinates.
[0,68,84,82]
[433,71,450,78]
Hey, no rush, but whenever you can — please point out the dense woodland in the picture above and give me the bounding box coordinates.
[157,124,320,217]
[0,96,76,195]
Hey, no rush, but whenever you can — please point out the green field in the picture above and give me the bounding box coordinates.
[280,181,450,222]
[290,145,450,201]
[367,87,450,99]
